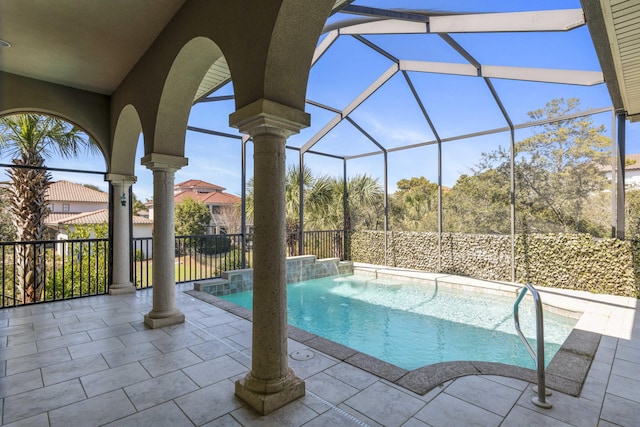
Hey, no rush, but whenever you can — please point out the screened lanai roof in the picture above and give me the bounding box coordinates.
[1,0,637,194]
[0,0,635,118]
[184,0,630,187]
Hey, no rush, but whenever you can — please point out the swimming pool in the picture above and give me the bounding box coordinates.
[220,274,578,370]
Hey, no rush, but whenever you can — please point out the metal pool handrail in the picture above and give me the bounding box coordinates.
[513,282,552,409]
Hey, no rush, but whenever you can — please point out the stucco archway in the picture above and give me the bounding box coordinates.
[105,0,340,414]
[106,104,143,295]
[0,74,110,162]
[110,104,143,177]
[134,36,231,330]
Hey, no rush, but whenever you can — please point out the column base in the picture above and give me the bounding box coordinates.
[235,371,305,415]
[143,311,185,329]
[108,282,137,295]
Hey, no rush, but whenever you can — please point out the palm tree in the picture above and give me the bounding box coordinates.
[304,174,383,258]
[0,114,98,303]
[283,165,314,255]
[246,165,314,256]
[246,165,383,258]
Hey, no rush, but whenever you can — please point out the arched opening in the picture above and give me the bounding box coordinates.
[153,37,227,157]
[0,112,108,305]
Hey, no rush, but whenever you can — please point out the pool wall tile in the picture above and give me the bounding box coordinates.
[338,261,353,275]
[196,256,354,298]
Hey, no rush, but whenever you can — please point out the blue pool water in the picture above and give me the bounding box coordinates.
[221,274,577,370]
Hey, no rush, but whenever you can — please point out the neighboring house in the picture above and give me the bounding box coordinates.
[46,180,108,221]
[44,180,153,241]
[53,209,153,238]
[600,153,640,188]
[52,209,154,258]
[147,179,244,234]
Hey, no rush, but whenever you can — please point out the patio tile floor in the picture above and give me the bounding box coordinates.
[0,280,638,426]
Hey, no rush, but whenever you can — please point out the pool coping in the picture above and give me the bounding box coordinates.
[185,264,630,397]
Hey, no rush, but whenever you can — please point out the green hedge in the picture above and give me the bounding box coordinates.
[197,235,232,255]
[350,230,640,298]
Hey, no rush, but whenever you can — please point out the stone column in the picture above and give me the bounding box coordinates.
[230,99,310,415]
[106,173,137,295]
[141,153,188,328]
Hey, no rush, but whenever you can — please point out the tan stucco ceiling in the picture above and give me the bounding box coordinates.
[0,0,352,100]
[0,0,186,95]
[582,0,640,121]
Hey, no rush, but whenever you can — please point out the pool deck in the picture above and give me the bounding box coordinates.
[1,268,639,426]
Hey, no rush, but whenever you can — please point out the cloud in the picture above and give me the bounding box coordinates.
[357,113,431,145]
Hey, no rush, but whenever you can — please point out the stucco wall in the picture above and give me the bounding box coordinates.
[350,230,640,298]
[49,201,108,213]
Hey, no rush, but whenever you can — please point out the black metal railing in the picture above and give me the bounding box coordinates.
[134,230,347,289]
[304,229,347,260]
[0,238,109,308]
[286,230,348,259]
[1,230,348,307]
[133,233,248,289]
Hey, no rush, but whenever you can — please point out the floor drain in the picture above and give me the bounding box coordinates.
[290,349,315,361]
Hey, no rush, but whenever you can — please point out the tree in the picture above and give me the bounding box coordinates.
[174,197,212,236]
[304,174,383,230]
[305,173,383,258]
[627,189,640,240]
[443,162,511,234]
[246,166,384,257]
[131,193,146,216]
[386,99,611,236]
[217,204,242,234]
[514,98,610,234]
[246,165,314,255]
[174,197,213,258]
[343,174,384,230]
[439,98,610,236]
[0,186,16,241]
[0,114,98,303]
[283,165,313,254]
[391,177,439,231]
[47,223,109,300]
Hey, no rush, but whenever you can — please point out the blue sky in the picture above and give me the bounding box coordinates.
[2,0,638,202]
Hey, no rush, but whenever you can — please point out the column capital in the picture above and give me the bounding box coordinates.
[229,98,310,138]
[105,173,137,185]
[141,153,188,172]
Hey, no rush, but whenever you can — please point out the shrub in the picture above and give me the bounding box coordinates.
[224,248,244,271]
[350,230,640,297]
[197,235,232,255]
[134,249,145,261]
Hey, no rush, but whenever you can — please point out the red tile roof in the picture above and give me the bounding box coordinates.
[46,180,108,203]
[45,213,82,225]
[147,180,240,206]
[46,209,153,225]
[625,154,640,171]
[598,153,640,172]
[174,191,240,205]
[175,179,225,192]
